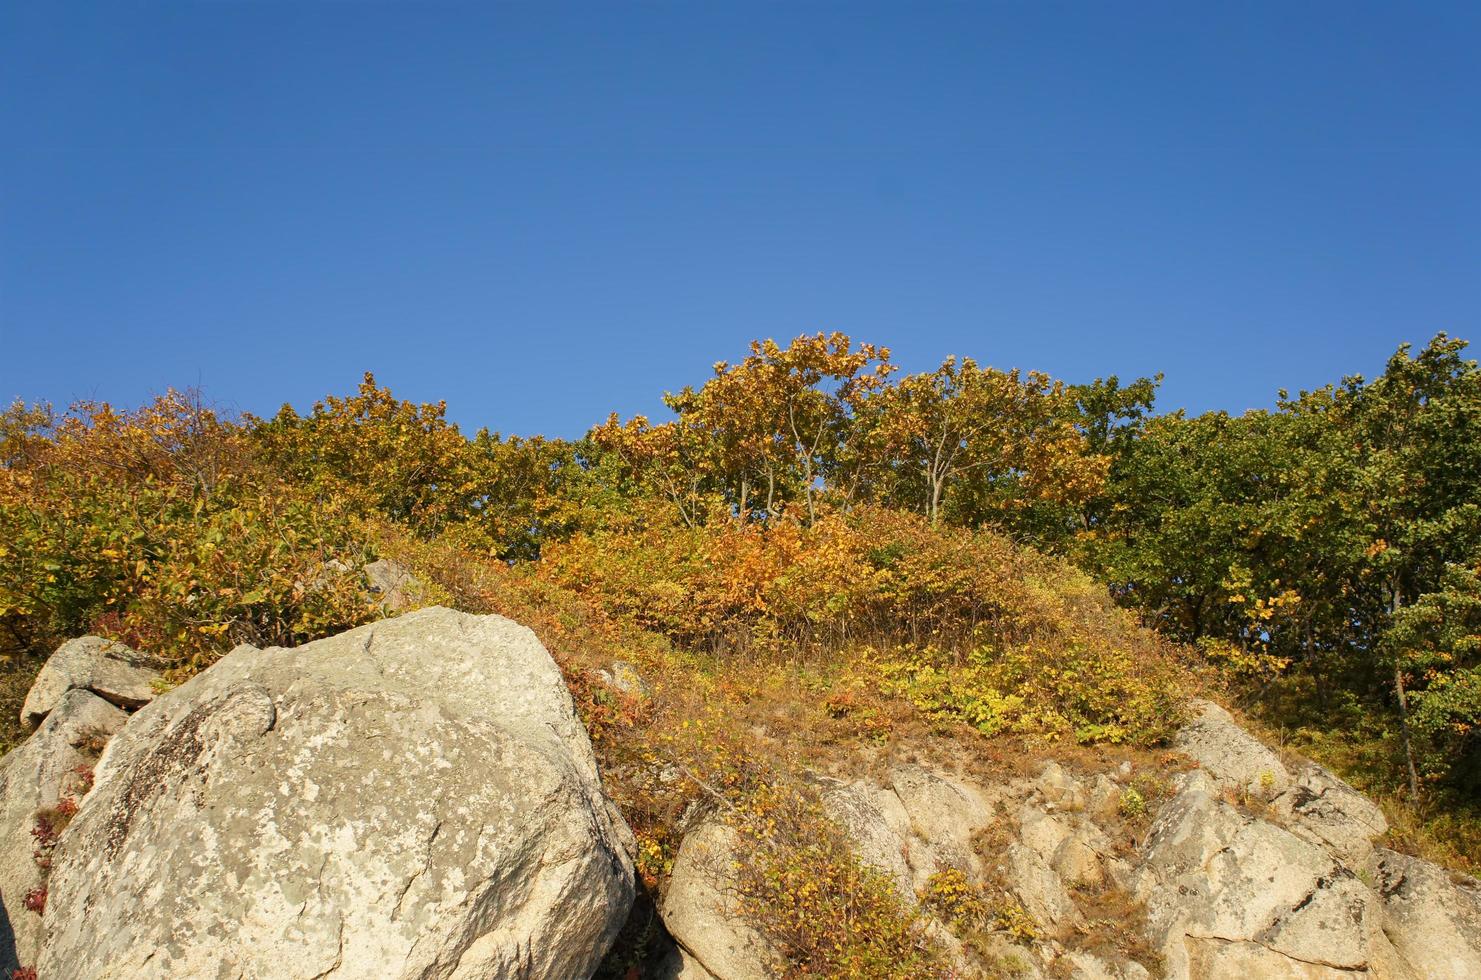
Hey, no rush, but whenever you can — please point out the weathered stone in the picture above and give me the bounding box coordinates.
[20,637,162,729]
[362,558,427,613]
[1036,760,1087,810]
[1051,824,1112,888]
[662,820,774,980]
[888,764,996,880]
[1273,763,1389,869]
[1005,841,1077,927]
[37,608,634,980]
[1172,699,1290,798]
[1374,848,1481,980]
[0,689,126,975]
[1184,937,1366,979]
[1136,780,1409,979]
[1087,774,1122,820]
[1018,804,1072,864]
[819,778,917,900]
[1063,948,1151,980]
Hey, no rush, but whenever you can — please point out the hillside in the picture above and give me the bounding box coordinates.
[1,333,1479,976]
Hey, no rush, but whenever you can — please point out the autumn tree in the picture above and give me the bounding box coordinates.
[737,333,894,523]
[249,373,476,534]
[590,334,893,525]
[859,357,1107,529]
[586,413,718,528]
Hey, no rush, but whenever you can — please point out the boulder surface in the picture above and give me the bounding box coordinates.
[38,607,635,980]
[19,636,161,729]
[0,689,126,974]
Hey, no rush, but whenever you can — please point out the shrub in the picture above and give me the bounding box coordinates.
[1118,787,1146,818]
[726,778,950,978]
[0,394,386,672]
[539,505,1184,746]
[919,867,990,930]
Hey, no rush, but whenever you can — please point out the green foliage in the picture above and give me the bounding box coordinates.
[1118,787,1146,818]
[1387,564,1481,789]
[538,505,1184,744]
[1078,333,1481,798]
[0,392,383,670]
[728,779,950,978]
[250,372,583,559]
[6,328,1481,889]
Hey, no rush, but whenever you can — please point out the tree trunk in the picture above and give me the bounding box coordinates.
[1390,587,1422,800]
[1394,664,1422,800]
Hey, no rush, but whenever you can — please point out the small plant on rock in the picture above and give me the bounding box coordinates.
[992,899,1040,943]
[1118,786,1146,818]
[920,868,990,931]
[21,885,46,915]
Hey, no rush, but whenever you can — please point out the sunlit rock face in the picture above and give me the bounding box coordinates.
[37,608,635,980]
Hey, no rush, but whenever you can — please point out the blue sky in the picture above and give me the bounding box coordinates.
[3,2,1478,438]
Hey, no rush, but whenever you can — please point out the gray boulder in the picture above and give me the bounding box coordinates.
[0,689,127,975]
[819,764,1001,900]
[819,777,919,900]
[1135,773,1411,979]
[19,637,162,729]
[662,819,775,980]
[1172,699,1290,798]
[1004,841,1078,927]
[37,608,635,980]
[363,558,427,613]
[1272,763,1389,869]
[1374,848,1481,980]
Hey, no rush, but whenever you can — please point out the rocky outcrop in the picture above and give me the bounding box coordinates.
[19,637,162,729]
[655,698,1481,980]
[1374,848,1481,979]
[37,608,634,979]
[363,558,427,613]
[0,689,126,974]
[7,611,1479,979]
[1171,699,1291,798]
[821,764,999,901]
[1132,701,1481,979]
[1273,763,1389,869]
[1133,770,1410,979]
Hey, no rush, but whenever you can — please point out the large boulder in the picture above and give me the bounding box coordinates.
[19,637,162,729]
[1171,699,1291,798]
[1134,772,1412,980]
[661,819,774,980]
[0,689,127,974]
[37,607,635,979]
[1374,848,1481,980]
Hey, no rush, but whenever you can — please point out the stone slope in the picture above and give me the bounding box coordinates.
[659,699,1481,980]
[3,615,1479,980]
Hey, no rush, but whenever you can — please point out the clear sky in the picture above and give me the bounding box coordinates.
[3,2,1478,438]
